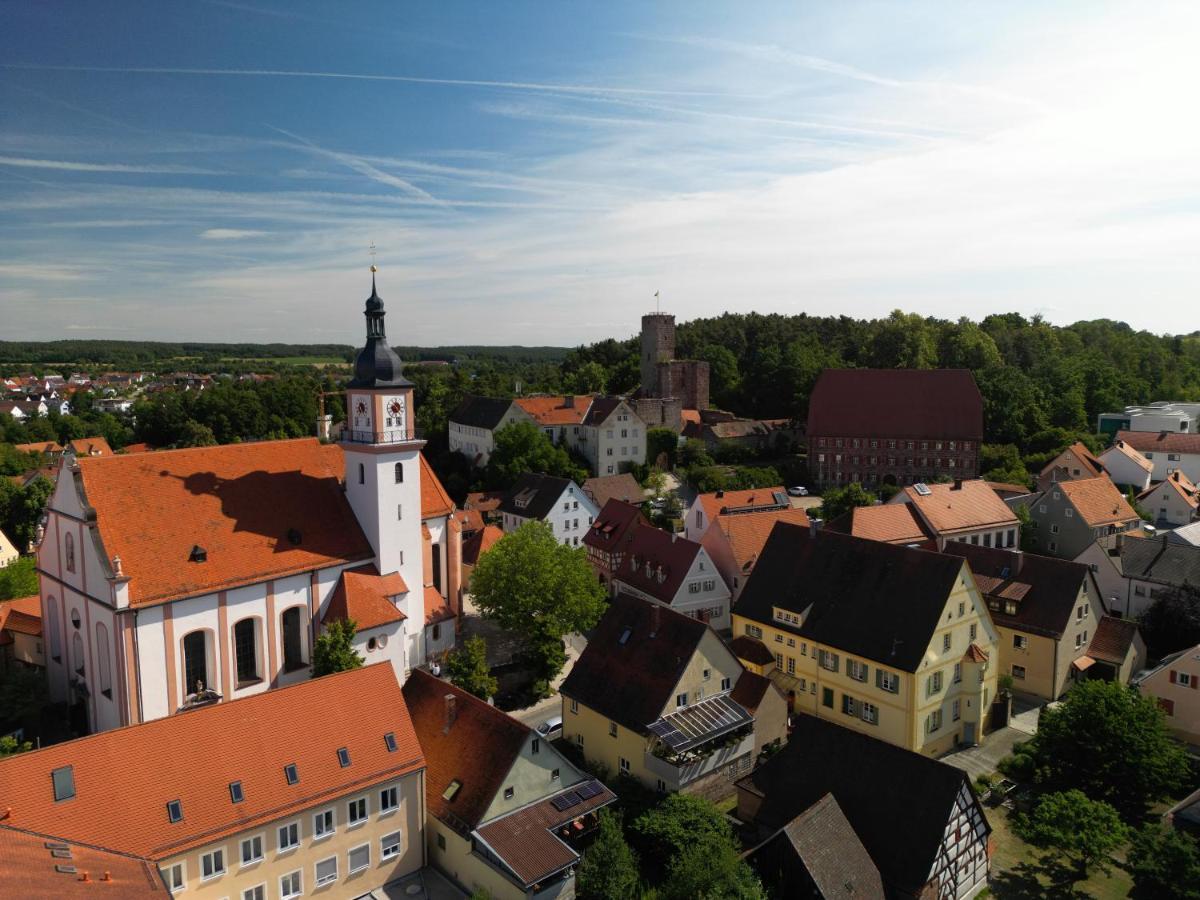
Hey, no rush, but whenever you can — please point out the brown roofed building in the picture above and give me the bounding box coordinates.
[560,593,786,798]
[0,593,43,673]
[583,498,649,594]
[1036,441,1106,491]
[1084,614,1146,684]
[68,437,113,458]
[0,664,426,898]
[942,543,1104,701]
[402,670,614,899]
[1138,469,1199,527]
[745,793,885,900]
[582,472,645,509]
[825,503,933,547]
[683,485,789,542]
[806,368,983,489]
[890,478,1021,550]
[1113,429,1200,483]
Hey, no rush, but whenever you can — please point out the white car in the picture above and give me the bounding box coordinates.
[787,486,809,496]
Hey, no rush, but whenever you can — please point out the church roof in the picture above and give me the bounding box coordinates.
[322,564,407,631]
[76,439,374,607]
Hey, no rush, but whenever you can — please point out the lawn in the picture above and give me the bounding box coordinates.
[987,803,1133,900]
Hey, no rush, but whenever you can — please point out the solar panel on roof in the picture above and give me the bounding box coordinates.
[914,483,932,496]
[575,781,604,800]
[551,792,581,812]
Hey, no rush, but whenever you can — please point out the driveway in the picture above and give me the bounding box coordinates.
[941,699,1042,781]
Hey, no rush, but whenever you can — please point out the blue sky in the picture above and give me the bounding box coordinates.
[2,1,1199,345]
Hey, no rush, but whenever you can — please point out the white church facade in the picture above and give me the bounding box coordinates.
[35,273,462,735]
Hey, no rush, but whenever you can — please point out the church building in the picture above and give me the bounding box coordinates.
[35,272,462,735]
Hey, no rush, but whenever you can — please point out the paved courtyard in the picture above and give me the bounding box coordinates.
[942,699,1042,782]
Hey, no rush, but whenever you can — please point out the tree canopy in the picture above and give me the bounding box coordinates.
[1138,583,1200,661]
[469,522,606,682]
[577,810,640,900]
[312,619,363,677]
[816,482,878,521]
[1026,680,1189,820]
[1017,790,1127,880]
[445,635,497,701]
[1127,824,1200,899]
[483,422,588,490]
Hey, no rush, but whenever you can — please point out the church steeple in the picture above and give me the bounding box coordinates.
[349,266,411,389]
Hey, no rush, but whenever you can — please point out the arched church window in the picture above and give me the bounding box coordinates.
[281,607,307,672]
[395,462,404,484]
[359,463,365,485]
[96,623,112,699]
[65,532,76,573]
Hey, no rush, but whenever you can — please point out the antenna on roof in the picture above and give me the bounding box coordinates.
[654,289,660,314]
[369,241,377,273]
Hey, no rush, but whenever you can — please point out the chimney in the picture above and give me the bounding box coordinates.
[715,489,724,498]
[443,694,457,733]
[650,603,661,637]
[564,395,575,409]
[1010,548,1024,576]
[101,872,112,882]
[953,478,963,490]
[79,872,91,883]
[809,517,823,538]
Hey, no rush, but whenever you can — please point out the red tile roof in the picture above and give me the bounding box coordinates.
[0,664,424,860]
[714,507,811,571]
[77,439,374,607]
[827,503,932,545]
[463,524,504,567]
[730,670,777,712]
[963,643,989,663]
[1040,442,1105,480]
[401,669,529,832]
[697,486,788,524]
[119,442,155,455]
[0,826,166,897]
[582,473,645,508]
[1059,476,1139,527]
[454,508,485,534]
[583,499,647,554]
[0,594,42,637]
[1115,430,1200,456]
[903,479,1019,534]
[424,585,455,626]
[419,454,455,519]
[513,396,590,426]
[69,437,113,458]
[12,441,63,455]
[322,564,407,631]
[465,491,505,513]
[807,369,983,440]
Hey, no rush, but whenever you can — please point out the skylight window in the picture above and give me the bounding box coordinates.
[284,763,299,785]
[229,781,244,804]
[384,732,397,752]
[337,747,351,768]
[443,780,462,801]
[167,799,183,823]
[618,627,632,645]
[51,766,75,802]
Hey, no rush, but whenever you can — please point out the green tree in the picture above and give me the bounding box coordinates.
[1126,488,1153,523]
[1017,790,1127,882]
[178,421,218,448]
[0,662,47,726]
[0,476,53,552]
[978,443,1030,487]
[1127,824,1200,899]
[663,839,765,900]
[311,618,363,676]
[1138,583,1200,660]
[677,439,713,469]
[484,422,587,490]
[577,811,640,900]
[1015,504,1038,552]
[1029,680,1189,820]
[0,735,33,756]
[445,635,498,701]
[633,794,763,896]
[469,522,606,683]
[816,482,877,521]
[0,556,39,601]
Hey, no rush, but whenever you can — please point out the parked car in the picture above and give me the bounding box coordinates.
[787,486,809,496]
[536,716,563,739]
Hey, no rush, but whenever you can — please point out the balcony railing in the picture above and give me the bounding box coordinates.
[343,429,416,445]
[644,730,755,790]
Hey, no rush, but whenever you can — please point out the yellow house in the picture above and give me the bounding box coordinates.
[732,523,999,757]
[403,669,617,899]
[943,543,1104,701]
[0,594,44,671]
[0,663,427,899]
[560,593,788,798]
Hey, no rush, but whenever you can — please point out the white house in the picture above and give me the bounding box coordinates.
[35,273,462,735]
[1076,532,1200,619]
[1099,440,1154,492]
[1114,430,1200,483]
[611,525,732,631]
[497,472,599,547]
[577,397,647,476]
[1138,471,1199,528]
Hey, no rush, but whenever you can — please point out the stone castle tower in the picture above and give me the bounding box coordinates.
[638,312,709,411]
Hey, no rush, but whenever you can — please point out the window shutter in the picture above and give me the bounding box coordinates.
[1169,670,1177,684]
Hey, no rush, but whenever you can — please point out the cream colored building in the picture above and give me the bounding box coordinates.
[561,594,788,798]
[0,528,18,568]
[404,670,616,899]
[0,664,427,899]
[1136,643,1200,747]
[733,523,999,756]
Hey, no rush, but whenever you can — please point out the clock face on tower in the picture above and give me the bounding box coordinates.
[388,399,402,417]
[355,400,368,416]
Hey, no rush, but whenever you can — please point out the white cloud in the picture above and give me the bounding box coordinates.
[0,156,222,175]
[200,228,268,240]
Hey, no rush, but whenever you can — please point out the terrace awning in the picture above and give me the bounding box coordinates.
[647,693,753,752]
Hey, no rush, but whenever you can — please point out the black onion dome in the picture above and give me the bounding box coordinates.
[348,273,412,389]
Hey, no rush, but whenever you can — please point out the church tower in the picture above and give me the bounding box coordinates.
[341,268,425,618]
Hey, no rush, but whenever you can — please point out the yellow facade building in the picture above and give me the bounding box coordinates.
[561,593,788,797]
[0,663,427,899]
[732,523,999,756]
